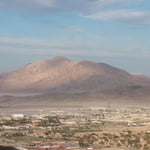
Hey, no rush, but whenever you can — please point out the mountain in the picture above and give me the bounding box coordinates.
[0,56,150,108]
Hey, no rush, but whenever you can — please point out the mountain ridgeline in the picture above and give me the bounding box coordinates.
[0,56,150,107]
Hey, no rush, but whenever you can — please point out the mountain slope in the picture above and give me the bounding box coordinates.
[0,56,145,91]
[0,56,150,107]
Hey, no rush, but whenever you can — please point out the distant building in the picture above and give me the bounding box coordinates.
[12,114,24,119]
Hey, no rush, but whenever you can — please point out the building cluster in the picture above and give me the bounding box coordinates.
[0,107,149,150]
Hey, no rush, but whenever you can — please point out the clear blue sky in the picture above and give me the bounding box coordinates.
[0,0,150,76]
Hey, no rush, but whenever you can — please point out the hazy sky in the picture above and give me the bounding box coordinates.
[0,0,150,76]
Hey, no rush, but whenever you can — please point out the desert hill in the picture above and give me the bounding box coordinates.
[0,56,150,108]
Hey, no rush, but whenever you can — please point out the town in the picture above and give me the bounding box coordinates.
[0,107,150,150]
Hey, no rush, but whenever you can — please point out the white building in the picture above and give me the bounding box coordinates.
[12,114,24,119]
